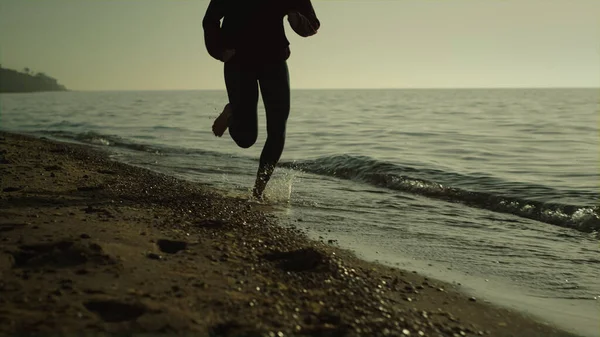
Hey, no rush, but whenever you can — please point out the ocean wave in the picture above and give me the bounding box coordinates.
[280,155,600,233]
[34,130,600,233]
[38,129,238,159]
[40,130,161,153]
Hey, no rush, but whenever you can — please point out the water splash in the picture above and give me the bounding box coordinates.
[263,168,297,204]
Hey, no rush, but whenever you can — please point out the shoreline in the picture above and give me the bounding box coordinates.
[0,131,579,336]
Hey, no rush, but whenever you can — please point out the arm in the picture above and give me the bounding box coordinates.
[288,0,320,37]
[202,0,226,61]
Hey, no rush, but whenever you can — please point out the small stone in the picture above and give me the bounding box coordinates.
[193,282,208,289]
[156,239,187,254]
[469,297,477,302]
[147,252,162,260]
[3,187,22,192]
[61,283,73,291]
[80,233,91,239]
[402,329,410,335]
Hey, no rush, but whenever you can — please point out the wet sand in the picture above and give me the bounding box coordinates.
[0,131,578,336]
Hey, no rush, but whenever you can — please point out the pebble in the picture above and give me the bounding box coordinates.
[146,252,162,260]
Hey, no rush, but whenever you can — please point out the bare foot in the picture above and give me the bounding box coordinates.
[251,189,264,203]
[252,164,274,201]
[212,103,232,137]
[252,180,266,201]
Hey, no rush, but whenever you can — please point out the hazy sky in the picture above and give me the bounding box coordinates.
[1,0,599,90]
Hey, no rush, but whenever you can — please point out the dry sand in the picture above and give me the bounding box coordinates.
[0,132,577,336]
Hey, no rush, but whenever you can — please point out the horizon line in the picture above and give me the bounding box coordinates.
[68,86,600,92]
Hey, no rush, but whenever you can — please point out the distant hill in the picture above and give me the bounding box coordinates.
[0,66,67,93]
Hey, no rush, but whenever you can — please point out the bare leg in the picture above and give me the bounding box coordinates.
[211,103,232,137]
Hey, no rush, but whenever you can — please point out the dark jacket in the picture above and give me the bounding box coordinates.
[203,0,320,64]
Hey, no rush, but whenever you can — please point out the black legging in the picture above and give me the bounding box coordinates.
[224,61,290,188]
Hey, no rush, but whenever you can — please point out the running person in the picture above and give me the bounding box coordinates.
[203,0,320,199]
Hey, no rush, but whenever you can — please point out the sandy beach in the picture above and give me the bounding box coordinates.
[0,131,578,337]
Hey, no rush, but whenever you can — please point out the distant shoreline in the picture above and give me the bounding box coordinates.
[0,67,67,93]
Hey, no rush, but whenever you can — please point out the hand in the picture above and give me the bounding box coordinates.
[287,11,300,25]
[222,49,236,63]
